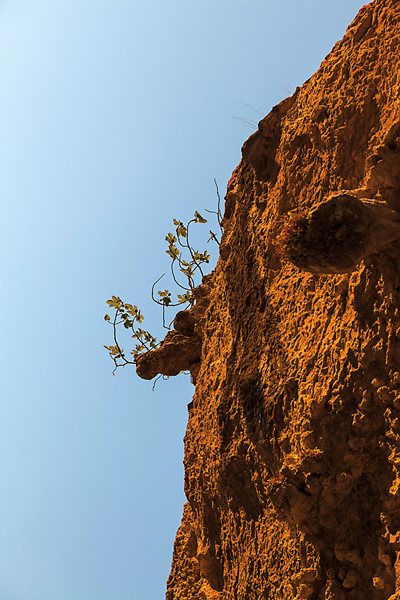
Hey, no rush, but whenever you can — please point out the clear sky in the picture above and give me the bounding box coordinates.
[0,1,367,599]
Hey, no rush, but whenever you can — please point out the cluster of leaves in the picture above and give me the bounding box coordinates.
[104,295,158,374]
[104,181,223,376]
[152,211,211,317]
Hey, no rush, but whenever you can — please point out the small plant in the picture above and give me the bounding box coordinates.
[104,182,223,376]
[104,297,158,375]
[152,210,211,320]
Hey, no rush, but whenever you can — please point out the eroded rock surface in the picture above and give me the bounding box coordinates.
[165,1,400,598]
[279,194,400,274]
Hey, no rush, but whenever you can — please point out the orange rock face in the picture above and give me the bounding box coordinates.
[161,1,400,597]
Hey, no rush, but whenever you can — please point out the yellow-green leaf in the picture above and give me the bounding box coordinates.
[125,303,138,316]
[194,211,207,223]
[106,295,122,309]
[176,225,187,237]
[165,233,177,244]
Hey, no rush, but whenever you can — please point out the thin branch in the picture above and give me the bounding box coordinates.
[110,310,135,373]
[152,374,169,391]
[186,219,204,277]
[208,230,220,245]
[231,116,258,129]
[213,178,223,229]
[170,259,191,291]
[232,99,263,117]
[112,311,127,362]
[151,273,166,302]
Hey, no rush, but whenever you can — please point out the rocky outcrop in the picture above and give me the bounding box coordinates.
[140,1,400,597]
[135,277,212,383]
[278,194,400,274]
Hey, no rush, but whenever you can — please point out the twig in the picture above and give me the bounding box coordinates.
[152,374,169,391]
[213,178,223,229]
[185,219,205,277]
[231,116,257,130]
[208,230,220,245]
[232,99,263,117]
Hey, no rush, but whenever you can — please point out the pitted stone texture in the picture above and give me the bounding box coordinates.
[167,1,400,598]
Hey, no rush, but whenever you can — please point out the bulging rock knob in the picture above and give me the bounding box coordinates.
[278,193,400,274]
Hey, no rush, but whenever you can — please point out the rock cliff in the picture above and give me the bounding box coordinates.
[145,1,400,597]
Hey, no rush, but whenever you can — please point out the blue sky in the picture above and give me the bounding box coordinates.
[0,1,367,599]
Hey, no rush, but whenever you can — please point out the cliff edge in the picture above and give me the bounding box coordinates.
[162,1,400,597]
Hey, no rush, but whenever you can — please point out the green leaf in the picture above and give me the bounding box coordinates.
[193,250,210,263]
[106,295,122,309]
[177,292,193,304]
[194,211,207,223]
[165,233,177,244]
[167,244,180,259]
[125,303,138,316]
[176,225,187,238]
[157,290,171,307]
[104,345,121,356]
[180,265,194,277]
